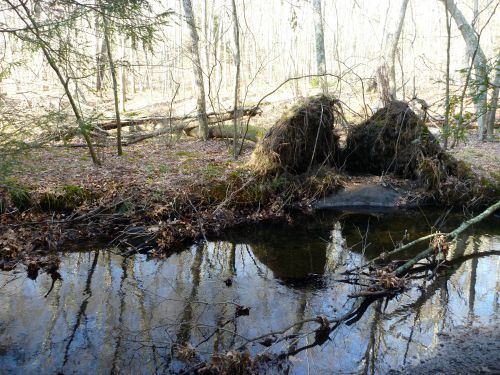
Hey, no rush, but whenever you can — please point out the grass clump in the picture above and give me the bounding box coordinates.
[39,184,88,212]
[8,185,33,211]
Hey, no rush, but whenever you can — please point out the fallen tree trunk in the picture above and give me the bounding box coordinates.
[125,123,262,145]
[183,124,259,142]
[53,123,264,147]
[344,199,500,297]
[99,106,261,131]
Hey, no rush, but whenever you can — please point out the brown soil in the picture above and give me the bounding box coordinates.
[1,98,498,278]
[0,135,342,274]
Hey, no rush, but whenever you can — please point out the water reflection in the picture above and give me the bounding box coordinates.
[0,210,499,374]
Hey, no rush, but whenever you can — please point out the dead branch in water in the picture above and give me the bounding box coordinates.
[342,200,500,298]
[393,199,500,276]
[226,200,500,364]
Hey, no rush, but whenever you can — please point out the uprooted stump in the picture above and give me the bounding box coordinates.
[342,101,488,204]
[343,101,443,178]
[249,95,341,174]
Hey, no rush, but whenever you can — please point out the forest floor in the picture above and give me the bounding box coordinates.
[1,97,499,275]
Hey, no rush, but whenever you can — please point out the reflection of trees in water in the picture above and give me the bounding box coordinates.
[134,257,158,370]
[495,257,500,316]
[279,228,495,372]
[326,221,347,273]
[359,299,383,375]
[1,213,498,374]
[250,241,326,281]
[379,232,494,367]
[176,243,204,345]
[63,251,99,367]
[467,235,480,321]
[30,271,62,369]
[111,256,129,373]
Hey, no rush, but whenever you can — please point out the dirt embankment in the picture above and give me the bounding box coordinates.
[1,96,498,277]
[0,137,341,274]
[389,324,500,374]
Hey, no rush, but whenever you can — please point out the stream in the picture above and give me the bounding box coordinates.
[1,209,499,374]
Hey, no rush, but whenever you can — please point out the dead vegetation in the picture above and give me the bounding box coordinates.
[0,135,344,272]
[249,95,342,174]
[343,101,441,177]
[341,101,496,205]
[1,96,498,276]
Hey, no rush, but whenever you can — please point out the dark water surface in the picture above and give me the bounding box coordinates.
[1,210,499,374]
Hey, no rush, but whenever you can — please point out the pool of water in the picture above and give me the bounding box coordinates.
[1,209,499,374]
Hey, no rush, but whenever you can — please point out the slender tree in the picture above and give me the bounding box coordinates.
[439,0,488,140]
[102,8,123,156]
[312,0,327,94]
[5,0,101,165]
[376,0,410,105]
[487,53,499,140]
[182,0,209,140]
[443,0,452,150]
[231,0,241,158]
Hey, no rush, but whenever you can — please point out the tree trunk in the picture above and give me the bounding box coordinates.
[119,35,127,112]
[102,11,123,156]
[487,53,499,140]
[125,124,261,146]
[440,0,488,140]
[96,37,107,92]
[312,0,327,94]
[182,0,209,140]
[376,0,409,105]
[231,0,241,158]
[443,1,452,150]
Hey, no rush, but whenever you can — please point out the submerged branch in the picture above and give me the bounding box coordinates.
[394,200,500,276]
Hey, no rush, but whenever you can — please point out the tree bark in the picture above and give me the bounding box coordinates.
[487,53,499,140]
[98,106,261,130]
[124,124,261,145]
[440,0,488,140]
[182,0,209,140]
[119,35,127,112]
[102,11,123,156]
[443,0,452,150]
[312,0,327,94]
[394,199,500,276]
[231,0,241,158]
[376,0,409,105]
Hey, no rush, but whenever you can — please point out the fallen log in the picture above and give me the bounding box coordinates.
[124,124,262,145]
[53,123,264,147]
[183,124,260,142]
[341,199,500,299]
[99,106,261,131]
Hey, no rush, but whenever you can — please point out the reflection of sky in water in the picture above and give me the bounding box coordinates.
[0,211,499,374]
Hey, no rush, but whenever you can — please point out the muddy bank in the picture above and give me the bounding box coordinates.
[2,98,499,276]
[0,138,343,272]
[390,324,500,374]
